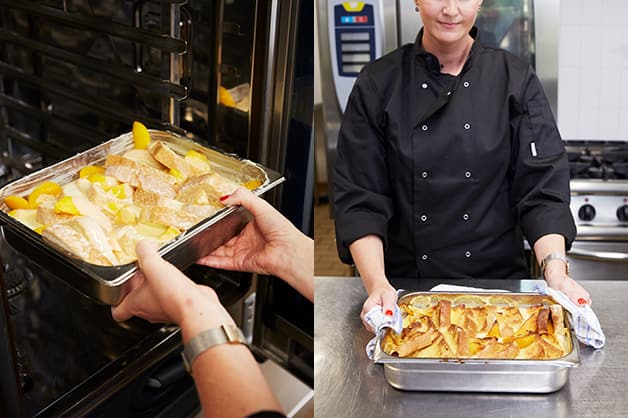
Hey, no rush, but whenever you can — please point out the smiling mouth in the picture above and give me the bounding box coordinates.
[439,21,460,27]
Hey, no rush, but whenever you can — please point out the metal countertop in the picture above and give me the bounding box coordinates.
[314,277,628,418]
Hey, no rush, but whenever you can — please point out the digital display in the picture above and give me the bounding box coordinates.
[340,15,368,24]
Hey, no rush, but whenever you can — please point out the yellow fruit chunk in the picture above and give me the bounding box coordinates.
[116,206,137,225]
[34,226,45,234]
[4,195,29,210]
[514,334,537,349]
[218,86,236,107]
[486,320,501,338]
[54,196,81,215]
[29,181,62,208]
[132,121,151,150]
[109,185,126,199]
[106,202,120,214]
[243,179,262,190]
[185,150,208,161]
[87,173,106,184]
[169,168,185,181]
[160,226,180,241]
[79,165,105,178]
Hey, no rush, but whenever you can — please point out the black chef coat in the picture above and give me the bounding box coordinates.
[333,28,576,280]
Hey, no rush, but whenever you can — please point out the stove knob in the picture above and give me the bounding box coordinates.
[617,205,628,222]
[578,204,596,221]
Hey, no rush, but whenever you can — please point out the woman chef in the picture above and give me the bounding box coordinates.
[332,0,591,330]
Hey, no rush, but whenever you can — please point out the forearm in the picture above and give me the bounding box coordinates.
[275,233,314,302]
[533,233,568,281]
[179,290,281,417]
[349,234,391,294]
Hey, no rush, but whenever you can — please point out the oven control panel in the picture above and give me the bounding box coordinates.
[571,194,628,225]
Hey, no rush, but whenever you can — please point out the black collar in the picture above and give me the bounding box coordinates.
[413,26,480,74]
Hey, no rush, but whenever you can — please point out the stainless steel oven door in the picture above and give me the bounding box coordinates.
[568,241,628,280]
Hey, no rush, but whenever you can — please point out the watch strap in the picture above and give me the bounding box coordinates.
[182,324,247,373]
[540,252,569,276]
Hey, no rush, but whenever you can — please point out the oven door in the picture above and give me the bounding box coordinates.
[568,241,628,280]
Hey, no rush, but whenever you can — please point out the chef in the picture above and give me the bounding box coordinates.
[332,0,591,330]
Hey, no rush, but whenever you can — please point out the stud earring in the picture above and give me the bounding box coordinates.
[415,6,419,12]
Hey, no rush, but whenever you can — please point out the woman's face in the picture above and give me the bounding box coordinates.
[416,0,482,46]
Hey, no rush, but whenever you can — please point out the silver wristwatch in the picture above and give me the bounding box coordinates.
[181,324,248,373]
[540,252,569,277]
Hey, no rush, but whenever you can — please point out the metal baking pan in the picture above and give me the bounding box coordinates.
[0,130,284,305]
[372,291,580,393]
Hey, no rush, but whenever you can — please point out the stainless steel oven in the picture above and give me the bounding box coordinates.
[0,0,313,416]
[565,142,628,280]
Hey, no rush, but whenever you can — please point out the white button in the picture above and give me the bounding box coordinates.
[420,214,428,222]
[464,123,471,130]
[421,254,428,260]
[447,91,451,96]
[421,171,428,178]
[422,125,428,131]
[465,251,471,258]
[421,83,428,89]
[465,171,471,178]
[463,81,470,87]
[463,213,469,220]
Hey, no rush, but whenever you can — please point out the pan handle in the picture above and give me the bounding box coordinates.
[568,248,628,262]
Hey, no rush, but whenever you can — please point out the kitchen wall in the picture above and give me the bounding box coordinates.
[557,0,628,141]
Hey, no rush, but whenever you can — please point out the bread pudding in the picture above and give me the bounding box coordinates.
[382,294,571,360]
[3,125,261,266]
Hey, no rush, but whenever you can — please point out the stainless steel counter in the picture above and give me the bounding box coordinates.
[314,277,628,418]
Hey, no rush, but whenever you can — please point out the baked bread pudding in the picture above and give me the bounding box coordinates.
[382,294,571,360]
[3,123,261,266]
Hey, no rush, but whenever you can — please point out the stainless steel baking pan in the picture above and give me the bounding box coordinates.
[0,130,284,305]
[372,292,580,393]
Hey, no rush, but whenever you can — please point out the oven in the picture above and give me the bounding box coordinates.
[0,0,313,416]
[564,141,628,281]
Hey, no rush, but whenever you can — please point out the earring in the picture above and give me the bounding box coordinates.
[415,6,419,12]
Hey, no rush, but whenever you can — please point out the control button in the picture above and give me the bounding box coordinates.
[342,53,371,63]
[341,43,370,52]
[578,204,596,222]
[617,205,628,222]
[340,32,370,41]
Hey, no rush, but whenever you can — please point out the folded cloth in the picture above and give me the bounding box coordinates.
[365,304,403,360]
[533,280,605,349]
[430,283,605,349]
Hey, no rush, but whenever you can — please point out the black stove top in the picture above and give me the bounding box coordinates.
[565,140,628,180]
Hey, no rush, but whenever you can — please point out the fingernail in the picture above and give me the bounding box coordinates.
[219,194,230,202]
[385,309,393,316]
[577,298,587,305]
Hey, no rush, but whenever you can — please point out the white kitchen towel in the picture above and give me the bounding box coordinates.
[430,283,605,349]
[365,303,403,360]
[533,280,605,349]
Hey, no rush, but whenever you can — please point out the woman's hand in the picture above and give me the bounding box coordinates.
[198,187,313,302]
[360,283,398,333]
[111,241,234,335]
[544,261,592,306]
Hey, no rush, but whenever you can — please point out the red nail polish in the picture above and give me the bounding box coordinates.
[577,298,587,305]
[385,309,393,316]
[219,194,230,202]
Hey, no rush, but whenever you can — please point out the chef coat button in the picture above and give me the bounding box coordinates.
[421,124,428,131]
[420,214,428,222]
[421,83,428,89]
[463,81,470,88]
[463,213,469,220]
[464,171,471,178]
[421,171,428,178]
[464,123,471,130]
[447,91,451,96]
[421,254,428,261]
[465,251,471,258]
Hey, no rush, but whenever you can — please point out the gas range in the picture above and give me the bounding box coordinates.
[566,140,628,241]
